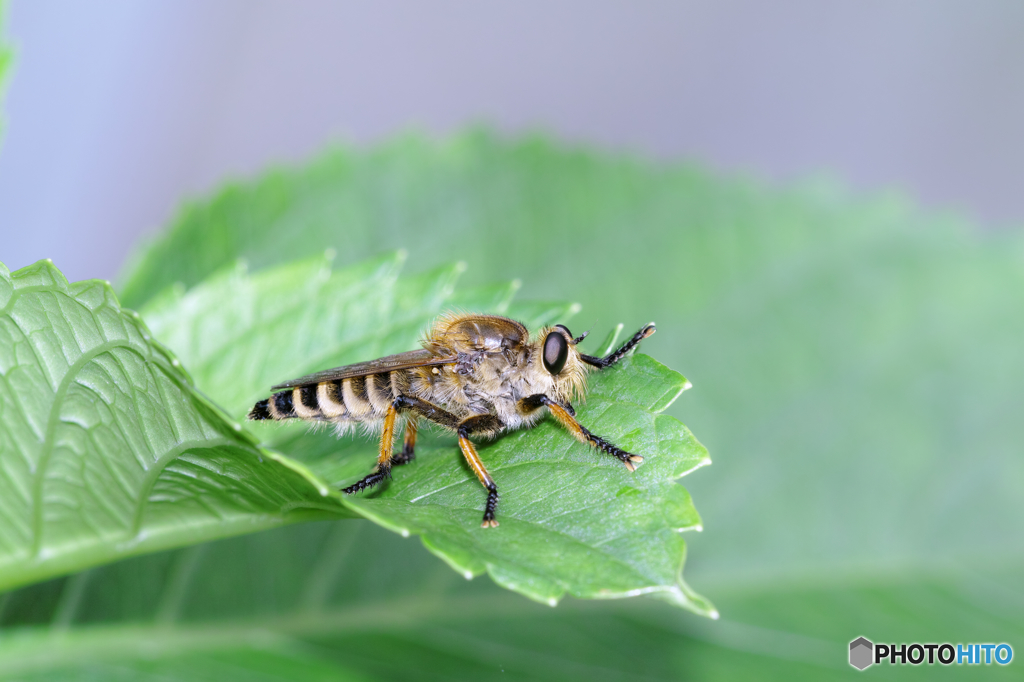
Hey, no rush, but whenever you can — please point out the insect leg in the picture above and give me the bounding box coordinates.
[456,414,505,528]
[578,323,656,369]
[391,416,418,466]
[342,396,460,495]
[342,400,401,494]
[519,394,644,471]
[392,395,461,429]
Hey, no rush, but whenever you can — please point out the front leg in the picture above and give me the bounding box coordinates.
[578,323,656,369]
[519,394,644,471]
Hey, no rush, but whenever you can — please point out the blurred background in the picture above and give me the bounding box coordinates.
[1,2,1023,680]
[2,0,1024,281]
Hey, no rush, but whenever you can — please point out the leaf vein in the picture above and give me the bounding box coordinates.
[31,339,144,557]
[130,437,240,537]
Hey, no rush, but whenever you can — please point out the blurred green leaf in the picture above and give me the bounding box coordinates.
[116,131,922,318]
[114,132,1024,675]
[0,523,745,681]
[1,522,1018,681]
[140,252,712,613]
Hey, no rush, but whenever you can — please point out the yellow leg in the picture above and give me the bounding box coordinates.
[544,401,590,445]
[343,397,460,496]
[376,402,399,471]
[457,434,499,528]
[395,416,418,464]
[535,397,643,471]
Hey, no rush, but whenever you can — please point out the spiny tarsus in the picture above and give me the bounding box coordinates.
[248,314,655,528]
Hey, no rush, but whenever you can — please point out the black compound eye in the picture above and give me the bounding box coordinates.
[542,331,569,375]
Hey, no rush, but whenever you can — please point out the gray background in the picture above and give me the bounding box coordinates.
[1,0,1023,283]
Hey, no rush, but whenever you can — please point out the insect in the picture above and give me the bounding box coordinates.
[248,313,655,528]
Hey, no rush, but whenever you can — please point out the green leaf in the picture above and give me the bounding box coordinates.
[114,132,1024,676]
[139,252,712,614]
[0,260,348,592]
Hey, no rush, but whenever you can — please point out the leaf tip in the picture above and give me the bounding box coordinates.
[546,597,558,607]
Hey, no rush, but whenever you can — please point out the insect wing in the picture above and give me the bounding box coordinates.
[270,349,455,390]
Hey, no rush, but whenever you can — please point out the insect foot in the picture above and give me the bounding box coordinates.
[622,454,645,472]
[342,463,391,494]
[481,483,500,528]
[577,424,644,471]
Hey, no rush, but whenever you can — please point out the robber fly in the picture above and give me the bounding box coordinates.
[248,313,655,528]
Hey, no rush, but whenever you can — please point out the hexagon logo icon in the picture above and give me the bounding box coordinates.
[850,637,874,670]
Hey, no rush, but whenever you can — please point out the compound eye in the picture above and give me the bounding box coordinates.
[542,331,569,375]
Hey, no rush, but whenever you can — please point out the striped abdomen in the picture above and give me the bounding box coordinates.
[248,372,410,423]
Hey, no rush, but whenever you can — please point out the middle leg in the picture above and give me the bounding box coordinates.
[456,414,504,528]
